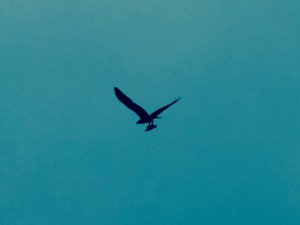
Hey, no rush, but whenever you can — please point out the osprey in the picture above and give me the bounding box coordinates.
[114,87,180,132]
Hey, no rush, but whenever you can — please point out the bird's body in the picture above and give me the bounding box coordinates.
[114,87,180,132]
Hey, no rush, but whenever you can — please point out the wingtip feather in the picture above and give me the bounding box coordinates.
[175,96,182,102]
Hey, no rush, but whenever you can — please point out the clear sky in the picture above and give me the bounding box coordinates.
[1,0,300,224]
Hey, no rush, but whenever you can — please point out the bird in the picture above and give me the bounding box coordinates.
[114,87,180,132]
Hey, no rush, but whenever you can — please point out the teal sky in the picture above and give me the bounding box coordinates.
[1,0,300,224]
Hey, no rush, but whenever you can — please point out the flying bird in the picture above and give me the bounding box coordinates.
[114,87,180,132]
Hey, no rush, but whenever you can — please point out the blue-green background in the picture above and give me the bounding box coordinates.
[1,0,300,224]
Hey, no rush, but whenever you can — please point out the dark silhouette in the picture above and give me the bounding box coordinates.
[114,87,180,132]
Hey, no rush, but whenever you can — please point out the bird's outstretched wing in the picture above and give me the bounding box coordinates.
[150,98,181,118]
[114,87,149,119]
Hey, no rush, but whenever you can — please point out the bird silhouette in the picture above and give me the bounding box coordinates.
[114,87,180,132]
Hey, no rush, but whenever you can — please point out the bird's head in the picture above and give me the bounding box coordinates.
[136,120,142,124]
